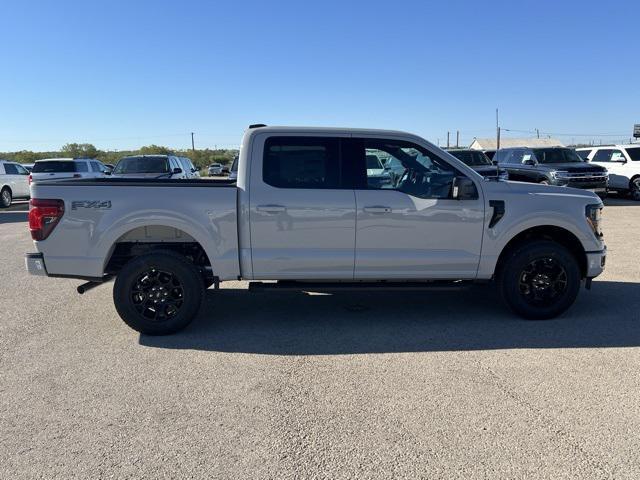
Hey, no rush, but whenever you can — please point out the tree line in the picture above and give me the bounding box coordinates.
[0,143,238,169]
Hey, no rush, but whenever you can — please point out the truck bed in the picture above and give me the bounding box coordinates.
[29,180,240,280]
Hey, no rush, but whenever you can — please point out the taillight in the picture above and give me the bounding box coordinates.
[28,174,32,185]
[28,199,65,241]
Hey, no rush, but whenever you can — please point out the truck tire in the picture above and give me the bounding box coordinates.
[1,188,12,208]
[630,176,640,201]
[113,251,205,335]
[498,240,580,320]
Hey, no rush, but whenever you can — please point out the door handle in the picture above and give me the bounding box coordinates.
[363,206,392,214]
[256,204,286,213]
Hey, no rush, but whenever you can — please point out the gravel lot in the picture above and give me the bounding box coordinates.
[1,198,639,479]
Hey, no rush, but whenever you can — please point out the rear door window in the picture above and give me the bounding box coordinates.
[263,137,341,189]
[626,148,640,161]
[3,163,18,174]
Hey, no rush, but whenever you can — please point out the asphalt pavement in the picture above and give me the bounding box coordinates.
[1,198,639,479]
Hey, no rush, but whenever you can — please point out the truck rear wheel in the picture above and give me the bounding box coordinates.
[113,251,204,335]
[498,240,580,320]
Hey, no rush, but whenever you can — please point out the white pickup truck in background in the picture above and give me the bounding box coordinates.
[25,125,606,334]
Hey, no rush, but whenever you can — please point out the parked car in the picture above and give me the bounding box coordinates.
[111,155,187,179]
[30,158,108,184]
[0,160,30,207]
[26,125,606,335]
[576,145,640,200]
[447,149,508,180]
[494,147,608,194]
[177,156,200,178]
[208,163,223,176]
[365,153,393,188]
[228,157,238,181]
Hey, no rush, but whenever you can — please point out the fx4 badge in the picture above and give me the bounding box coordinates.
[71,200,112,210]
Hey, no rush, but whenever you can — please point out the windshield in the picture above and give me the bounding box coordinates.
[366,154,383,169]
[32,161,76,173]
[448,150,492,166]
[627,147,640,161]
[114,156,169,174]
[532,148,584,164]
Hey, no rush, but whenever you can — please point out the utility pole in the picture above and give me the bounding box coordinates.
[191,132,195,151]
[496,108,500,150]
[447,131,450,149]
[456,130,459,148]
[536,128,540,139]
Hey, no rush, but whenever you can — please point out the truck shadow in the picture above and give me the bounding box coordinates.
[139,281,640,355]
[603,196,640,207]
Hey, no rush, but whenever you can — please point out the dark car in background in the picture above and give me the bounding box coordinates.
[495,147,608,194]
[447,149,508,180]
[111,155,187,179]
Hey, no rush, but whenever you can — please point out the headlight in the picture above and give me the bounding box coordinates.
[551,170,570,180]
[585,204,603,239]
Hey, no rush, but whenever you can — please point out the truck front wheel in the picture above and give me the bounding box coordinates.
[498,240,580,320]
[113,251,204,335]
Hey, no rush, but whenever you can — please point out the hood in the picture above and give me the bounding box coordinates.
[501,180,601,200]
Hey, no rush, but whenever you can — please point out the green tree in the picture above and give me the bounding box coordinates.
[138,145,174,155]
[60,143,99,158]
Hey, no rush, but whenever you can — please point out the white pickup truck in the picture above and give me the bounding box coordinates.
[25,126,606,334]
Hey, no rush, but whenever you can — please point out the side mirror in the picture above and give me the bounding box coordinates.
[173,167,182,174]
[191,167,197,172]
[452,176,478,200]
[491,159,498,165]
[104,171,111,176]
[523,159,536,166]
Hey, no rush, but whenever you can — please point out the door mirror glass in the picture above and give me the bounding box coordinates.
[172,167,182,174]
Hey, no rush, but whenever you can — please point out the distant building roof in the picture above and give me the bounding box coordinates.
[469,137,564,150]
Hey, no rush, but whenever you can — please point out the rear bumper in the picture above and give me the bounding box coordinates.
[585,247,606,278]
[25,253,48,276]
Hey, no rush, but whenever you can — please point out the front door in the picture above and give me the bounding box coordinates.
[349,137,485,279]
[249,134,356,280]
[591,148,627,189]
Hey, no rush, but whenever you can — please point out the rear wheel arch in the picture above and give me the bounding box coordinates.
[104,225,214,285]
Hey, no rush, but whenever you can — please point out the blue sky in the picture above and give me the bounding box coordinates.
[1,0,638,151]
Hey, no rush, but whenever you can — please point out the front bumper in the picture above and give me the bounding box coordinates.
[585,247,606,278]
[25,253,48,276]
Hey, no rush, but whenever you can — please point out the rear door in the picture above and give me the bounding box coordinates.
[248,134,356,279]
[12,163,30,196]
[349,137,485,279]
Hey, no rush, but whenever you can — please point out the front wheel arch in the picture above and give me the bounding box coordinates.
[495,225,587,279]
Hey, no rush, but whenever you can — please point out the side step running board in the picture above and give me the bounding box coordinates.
[248,280,473,292]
